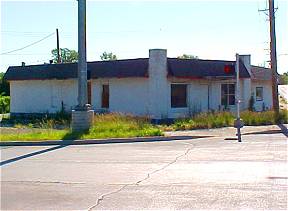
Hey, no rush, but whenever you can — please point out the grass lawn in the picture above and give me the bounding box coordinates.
[0,114,163,142]
[0,128,68,142]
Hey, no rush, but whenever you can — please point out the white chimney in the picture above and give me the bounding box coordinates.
[239,54,252,110]
[239,54,251,76]
[148,49,169,120]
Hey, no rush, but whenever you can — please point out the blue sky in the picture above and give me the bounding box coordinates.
[1,0,287,73]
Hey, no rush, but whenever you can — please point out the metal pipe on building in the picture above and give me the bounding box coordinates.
[235,53,242,142]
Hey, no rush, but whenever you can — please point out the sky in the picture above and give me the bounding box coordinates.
[0,0,287,74]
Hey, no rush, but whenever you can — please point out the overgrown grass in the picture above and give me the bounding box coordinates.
[170,110,288,131]
[171,112,234,131]
[1,111,71,129]
[0,113,163,141]
[1,110,287,141]
[64,113,163,140]
[241,110,287,126]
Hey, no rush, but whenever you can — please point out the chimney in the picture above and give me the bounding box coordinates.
[21,62,25,67]
[239,54,252,110]
[148,49,167,78]
[239,55,251,76]
[148,49,169,120]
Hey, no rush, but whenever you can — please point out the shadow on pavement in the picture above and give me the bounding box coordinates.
[277,124,288,137]
[0,145,68,167]
[242,129,282,135]
[0,136,211,147]
[241,124,288,137]
[0,136,211,167]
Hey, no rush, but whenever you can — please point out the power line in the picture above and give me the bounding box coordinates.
[0,32,55,55]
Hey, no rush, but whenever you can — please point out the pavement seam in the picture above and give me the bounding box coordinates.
[2,180,86,185]
[87,142,195,211]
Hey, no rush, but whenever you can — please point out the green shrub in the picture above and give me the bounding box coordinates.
[0,95,10,114]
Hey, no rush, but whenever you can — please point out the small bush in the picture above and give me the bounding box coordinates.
[0,95,10,114]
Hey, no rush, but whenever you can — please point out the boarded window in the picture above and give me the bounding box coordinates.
[221,84,235,106]
[256,87,263,101]
[101,84,109,108]
[171,84,187,108]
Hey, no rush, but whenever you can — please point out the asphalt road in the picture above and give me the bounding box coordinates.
[1,128,287,210]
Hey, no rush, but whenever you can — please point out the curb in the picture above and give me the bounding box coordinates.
[0,135,212,147]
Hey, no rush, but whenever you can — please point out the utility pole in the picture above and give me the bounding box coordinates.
[269,0,279,114]
[77,0,88,109]
[56,28,61,63]
[71,0,94,132]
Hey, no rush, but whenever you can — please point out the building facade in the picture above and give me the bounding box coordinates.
[5,49,273,119]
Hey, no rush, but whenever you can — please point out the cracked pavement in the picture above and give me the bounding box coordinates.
[1,126,287,210]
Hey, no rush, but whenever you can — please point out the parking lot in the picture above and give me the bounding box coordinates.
[1,125,287,210]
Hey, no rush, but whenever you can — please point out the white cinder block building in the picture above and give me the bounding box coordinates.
[5,49,273,120]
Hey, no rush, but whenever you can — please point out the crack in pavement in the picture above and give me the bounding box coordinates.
[87,142,195,211]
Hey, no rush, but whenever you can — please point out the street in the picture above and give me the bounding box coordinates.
[1,126,287,210]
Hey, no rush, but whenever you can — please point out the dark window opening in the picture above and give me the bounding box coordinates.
[171,84,187,108]
[256,87,263,101]
[221,84,235,106]
[101,84,109,108]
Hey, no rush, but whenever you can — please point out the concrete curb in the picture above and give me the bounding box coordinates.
[0,135,212,147]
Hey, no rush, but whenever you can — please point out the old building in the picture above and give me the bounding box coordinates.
[5,49,272,120]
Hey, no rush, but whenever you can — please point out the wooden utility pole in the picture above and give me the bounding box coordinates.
[269,0,279,113]
[56,28,61,63]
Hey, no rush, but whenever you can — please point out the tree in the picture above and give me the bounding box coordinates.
[279,72,288,85]
[177,54,198,59]
[0,72,9,96]
[100,52,117,61]
[51,48,78,63]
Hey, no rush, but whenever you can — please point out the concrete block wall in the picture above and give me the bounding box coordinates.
[71,110,94,131]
